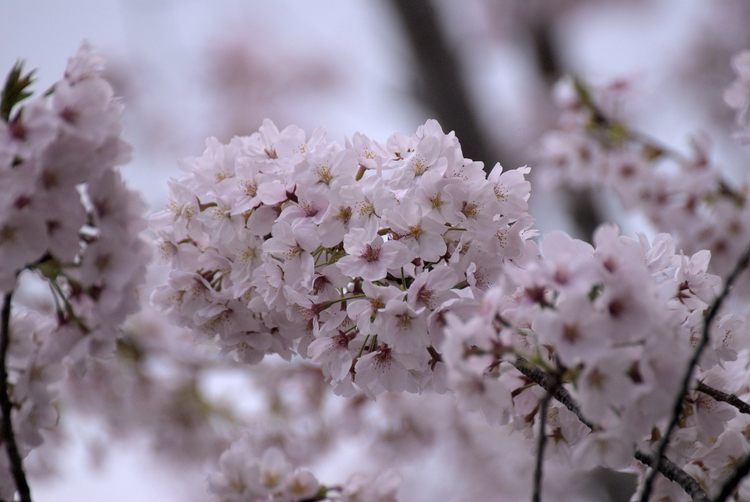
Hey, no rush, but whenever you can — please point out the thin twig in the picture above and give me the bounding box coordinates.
[510,357,710,502]
[696,381,750,416]
[0,291,32,502]
[639,241,750,502]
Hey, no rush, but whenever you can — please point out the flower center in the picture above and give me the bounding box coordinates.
[361,244,380,262]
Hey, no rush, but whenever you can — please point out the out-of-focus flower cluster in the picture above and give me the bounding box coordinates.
[725,49,750,144]
[538,75,750,280]
[521,59,750,499]
[151,118,536,398]
[209,434,399,502]
[0,42,149,499]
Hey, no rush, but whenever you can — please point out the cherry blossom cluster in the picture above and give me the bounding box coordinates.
[151,118,536,398]
[209,434,399,502]
[453,51,750,499]
[149,48,750,502]
[0,43,149,500]
[442,223,750,486]
[536,76,750,282]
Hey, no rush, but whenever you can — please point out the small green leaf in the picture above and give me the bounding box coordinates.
[608,121,629,145]
[1,60,36,122]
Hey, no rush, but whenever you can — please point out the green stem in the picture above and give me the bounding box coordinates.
[355,164,367,181]
[355,335,370,360]
[321,295,366,310]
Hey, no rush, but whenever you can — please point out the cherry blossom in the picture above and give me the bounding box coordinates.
[8,39,750,502]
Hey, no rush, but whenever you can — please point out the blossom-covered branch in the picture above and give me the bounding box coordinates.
[633,451,710,502]
[696,381,750,416]
[512,354,710,502]
[639,240,750,502]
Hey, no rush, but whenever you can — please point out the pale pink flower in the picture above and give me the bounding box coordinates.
[487,164,531,220]
[347,282,403,335]
[354,345,418,395]
[379,298,428,354]
[386,199,447,263]
[340,470,401,502]
[413,171,462,225]
[406,265,458,312]
[308,331,354,381]
[293,145,357,192]
[262,220,319,286]
[52,76,122,144]
[277,185,330,227]
[337,227,409,281]
[388,133,445,189]
[724,50,750,127]
[532,296,609,366]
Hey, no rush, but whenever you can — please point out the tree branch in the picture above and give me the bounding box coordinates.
[696,381,750,416]
[512,357,594,430]
[0,291,31,502]
[510,357,710,502]
[639,241,750,502]
[387,0,498,170]
[633,451,710,502]
[713,451,750,502]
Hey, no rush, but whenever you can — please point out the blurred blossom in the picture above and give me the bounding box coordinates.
[204,30,339,142]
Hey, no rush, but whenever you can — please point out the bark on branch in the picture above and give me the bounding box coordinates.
[532,371,559,502]
[695,381,750,416]
[512,357,594,430]
[633,451,710,502]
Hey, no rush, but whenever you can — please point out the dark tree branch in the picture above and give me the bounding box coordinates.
[388,0,498,170]
[567,189,604,243]
[0,291,31,502]
[510,357,710,502]
[633,451,710,502]
[529,19,560,84]
[696,381,750,416]
[713,452,750,502]
[639,241,750,502]
[512,357,594,430]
